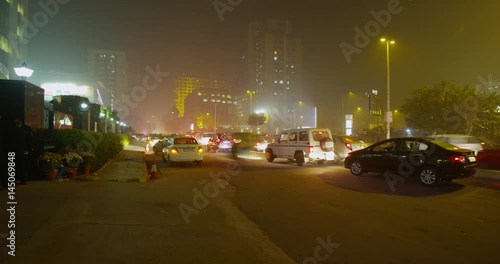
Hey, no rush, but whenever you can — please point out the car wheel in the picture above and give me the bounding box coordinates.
[266,149,274,162]
[196,160,202,166]
[334,153,341,165]
[295,151,305,166]
[349,160,364,176]
[418,167,441,186]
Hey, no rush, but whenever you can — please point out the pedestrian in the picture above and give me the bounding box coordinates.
[14,118,33,185]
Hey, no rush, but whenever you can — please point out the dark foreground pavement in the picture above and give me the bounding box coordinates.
[1,142,499,263]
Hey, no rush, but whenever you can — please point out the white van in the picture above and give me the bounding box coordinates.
[265,128,335,166]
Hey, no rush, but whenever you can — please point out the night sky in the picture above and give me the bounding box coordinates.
[27,0,500,132]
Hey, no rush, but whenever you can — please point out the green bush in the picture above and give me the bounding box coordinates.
[32,129,128,173]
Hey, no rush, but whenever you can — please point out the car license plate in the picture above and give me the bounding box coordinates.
[468,156,476,162]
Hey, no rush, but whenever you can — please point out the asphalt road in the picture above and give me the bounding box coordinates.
[1,147,499,264]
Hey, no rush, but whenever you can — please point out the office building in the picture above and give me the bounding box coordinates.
[0,0,28,80]
[247,19,303,117]
[87,49,128,109]
[174,75,229,118]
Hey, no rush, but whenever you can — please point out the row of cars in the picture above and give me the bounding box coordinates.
[266,129,499,186]
[146,129,498,186]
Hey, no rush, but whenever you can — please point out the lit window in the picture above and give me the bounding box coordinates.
[227,100,232,104]
[274,51,278,55]
[291,65,294,68]
[211,94,215,96]
[222,101,226,104]
[279,80,284,84]
[227,95,232,99]
[198,92,202,96]
[211,99,215,102]
[216,99,221,102]
[203,99,208,102]
[274,56,278,61]
[274,80,278,84]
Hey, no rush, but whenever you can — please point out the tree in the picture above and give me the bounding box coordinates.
[247,113,266,127]
[401,80,500,138]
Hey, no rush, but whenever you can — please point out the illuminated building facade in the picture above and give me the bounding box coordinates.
[0,0,28,80]
[174,75,228,118]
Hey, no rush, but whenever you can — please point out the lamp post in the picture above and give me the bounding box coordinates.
[80,103,90,131]
[14,62,34,80]
[380,38,395,139]
[246,90,255,114]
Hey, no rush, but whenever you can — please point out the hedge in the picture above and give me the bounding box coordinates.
[32,129,130,175]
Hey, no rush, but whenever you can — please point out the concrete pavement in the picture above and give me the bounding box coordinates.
[93,144,150,183]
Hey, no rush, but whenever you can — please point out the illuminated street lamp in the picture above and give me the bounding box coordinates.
[80,102,90,131]
[14,62,34,80]
[246,90,255,114]
[380,37,395,139]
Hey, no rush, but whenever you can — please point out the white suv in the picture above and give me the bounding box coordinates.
[265,128,335,166]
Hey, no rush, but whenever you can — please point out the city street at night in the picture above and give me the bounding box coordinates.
[1,142,499,264]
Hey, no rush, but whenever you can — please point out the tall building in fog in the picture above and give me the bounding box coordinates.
[174,75,229,118]
[87,49,128,110]
[0,0,28,80]
[247,19,303,117]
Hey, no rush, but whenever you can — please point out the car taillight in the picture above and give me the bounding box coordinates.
[450,155,465,163]
[170,147,179,154]
[345,143,352,151]
[197,146,203,153]
[308,146,314,152]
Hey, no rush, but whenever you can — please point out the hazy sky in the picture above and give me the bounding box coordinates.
[27,0,500,131]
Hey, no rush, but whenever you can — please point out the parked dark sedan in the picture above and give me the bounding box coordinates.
[344,137,478,186]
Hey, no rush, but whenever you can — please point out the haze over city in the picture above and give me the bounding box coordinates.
[23,0,500,132]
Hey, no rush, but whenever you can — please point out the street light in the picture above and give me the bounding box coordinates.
[80,102,90,131]
[380,37,395,139]
[246,90,255,114]
[14,62,34,80]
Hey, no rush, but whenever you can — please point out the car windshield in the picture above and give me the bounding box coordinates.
[312,131,330,141]
[174,138,198,144]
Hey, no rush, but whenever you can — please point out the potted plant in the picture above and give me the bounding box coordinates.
[36,152,63,180]
[79,152,95,175]
[63,152,83,178]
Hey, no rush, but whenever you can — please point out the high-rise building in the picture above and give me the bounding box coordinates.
[0,0,28,80]
[247,19,303,118]
[87,49,128,110]
[174,75,229,118]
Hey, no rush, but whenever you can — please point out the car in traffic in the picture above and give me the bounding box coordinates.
[254,135,275,152]
[207,133,234,152]
[266,128,335,166]
[162,136,203,166]
[432,134,483,155]
[344,137,478,185]
[332,135,368,164]
[198,132,217,146]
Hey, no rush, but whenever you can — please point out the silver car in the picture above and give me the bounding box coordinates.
[332,135,368,164]
[433,134,483,155]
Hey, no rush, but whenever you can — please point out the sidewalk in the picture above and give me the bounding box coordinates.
[94,144,149,182]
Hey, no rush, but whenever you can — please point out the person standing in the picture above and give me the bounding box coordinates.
[14,118,33,185]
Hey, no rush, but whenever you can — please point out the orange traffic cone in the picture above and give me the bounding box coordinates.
[150,159,159,179]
